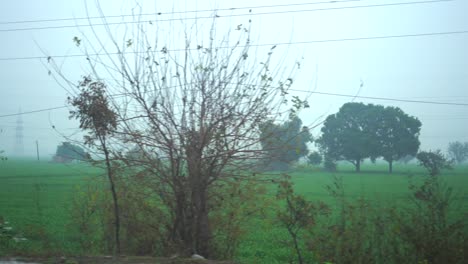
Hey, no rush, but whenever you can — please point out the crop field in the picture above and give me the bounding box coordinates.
[1,159,467,262]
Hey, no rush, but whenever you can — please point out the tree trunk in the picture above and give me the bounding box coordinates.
[290,229,303,264]
[196,190,211,257]
[102,143,121,255]
[172,187,193,256]
[356,159,361,172]
[389,160,393,174]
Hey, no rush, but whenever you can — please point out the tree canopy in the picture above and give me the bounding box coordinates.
[54,142,88,163]
[374,106,421,173]
[317,103,376,172]
[317,102,421,172]
[260,116,312,170]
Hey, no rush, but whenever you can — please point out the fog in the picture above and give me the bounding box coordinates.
[0,0,467,159]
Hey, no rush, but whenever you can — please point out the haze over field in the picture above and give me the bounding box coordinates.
[0,0,467,158]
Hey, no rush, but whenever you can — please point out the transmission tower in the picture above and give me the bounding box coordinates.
[14,109,24,156]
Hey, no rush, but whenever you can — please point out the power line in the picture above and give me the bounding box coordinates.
[1,88,467,119]
[290,89,468,106]
[1,29,467,62]
[0,0,453,33]
[0,0,362,25]
[0,106,67,118]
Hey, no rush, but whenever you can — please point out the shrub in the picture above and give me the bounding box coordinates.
[417,150,453,176]
[276,174,330,264]
[394,174,468,263]
[210,178,270,259]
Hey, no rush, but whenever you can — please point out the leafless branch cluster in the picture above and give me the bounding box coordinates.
[46,3,300,257]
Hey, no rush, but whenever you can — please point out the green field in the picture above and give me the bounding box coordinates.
[1,159,467,262]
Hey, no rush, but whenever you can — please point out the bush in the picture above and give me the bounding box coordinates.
[394,175,468,263]
[305,175,468,264]
[275,174,329,264]
[211,178,270,259]
[417,150,453,176]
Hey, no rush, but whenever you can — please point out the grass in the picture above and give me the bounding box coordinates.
[236,162,468,263]
[0,159,467,262]
[0,159,102,255]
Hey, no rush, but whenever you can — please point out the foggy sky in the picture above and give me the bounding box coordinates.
[0,0,467,159]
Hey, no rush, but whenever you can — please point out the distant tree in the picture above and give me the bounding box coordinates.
[317,103,421,173]
[375,106,421,173]
[317,103,377,172]
[260,116,312,171]
[398,155,415,164]
[447,141,468,164]
[54,142,88,163]
[323,156,337,172]
[307,151,322,166]
[416,150,453,176]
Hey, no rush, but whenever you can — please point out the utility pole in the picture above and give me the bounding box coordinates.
[36,140,40,161]
[14,109,24,156]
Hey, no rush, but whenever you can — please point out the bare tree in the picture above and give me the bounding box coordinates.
[47,4,304,257]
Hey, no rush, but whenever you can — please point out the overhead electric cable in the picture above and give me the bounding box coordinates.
[0,30,467,62]
[0,0,453,32]
[290,89,468,106]
[0,106,68,118]
[0,0,363,25]
[1,89,467,119]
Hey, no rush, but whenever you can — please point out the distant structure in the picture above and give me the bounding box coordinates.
[14,109,24,156]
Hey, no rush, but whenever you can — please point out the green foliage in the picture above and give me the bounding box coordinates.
[447,141,468,164]
[276,174,329,264]
[317,102,421,173]
[317,103,378,172]
[67,182,106,254]
[67,175,169,256]
[395,174,468,263]
[306,176,408,264]
[69,76,118,142]
[307,151,322,166]
[375,106,421,172]
[54,142,89,163]
[260,116,312,170]
[210,178,271,259]
[417,150,453,176]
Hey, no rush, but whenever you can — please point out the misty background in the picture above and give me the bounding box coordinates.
[0,0,467,159]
